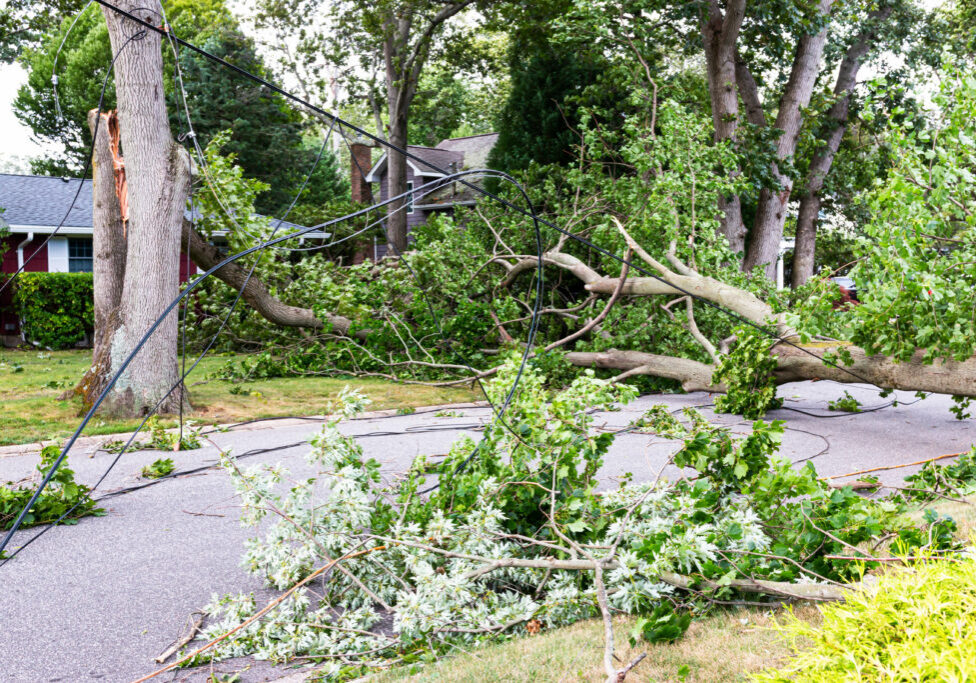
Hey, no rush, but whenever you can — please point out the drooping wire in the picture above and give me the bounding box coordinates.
[85,0,890,396]
[0,169,538,562]
[340,130,545,492]
[2,0,919,560]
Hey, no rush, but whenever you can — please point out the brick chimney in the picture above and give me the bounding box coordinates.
[350,143,373,204]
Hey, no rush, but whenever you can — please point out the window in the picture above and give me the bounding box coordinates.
[68,238,93,273]
[406,181,414,214]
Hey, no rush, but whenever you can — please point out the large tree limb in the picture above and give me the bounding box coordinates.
[181,219,366,340]
[564,344,976,398]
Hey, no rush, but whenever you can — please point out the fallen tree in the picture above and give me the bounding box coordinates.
[165,360,961,681]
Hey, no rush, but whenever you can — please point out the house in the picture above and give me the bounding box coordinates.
[0,173,323,342]
[363,133,498,257]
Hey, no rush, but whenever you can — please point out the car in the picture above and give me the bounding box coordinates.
[830,276,859,304]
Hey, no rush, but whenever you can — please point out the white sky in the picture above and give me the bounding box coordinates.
[0,63,38,171]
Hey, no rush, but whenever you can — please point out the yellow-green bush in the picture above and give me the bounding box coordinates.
[753,550,976,682]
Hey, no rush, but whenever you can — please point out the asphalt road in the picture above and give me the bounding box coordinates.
[0,381,972,683]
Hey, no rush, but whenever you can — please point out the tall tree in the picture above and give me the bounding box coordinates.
[253,0,492,253]
[91,0,192,416]
[556,0,935,280]
[488,34,605,173]
[13,0,235,176]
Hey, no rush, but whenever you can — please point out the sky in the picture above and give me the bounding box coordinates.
[0,63,38,172]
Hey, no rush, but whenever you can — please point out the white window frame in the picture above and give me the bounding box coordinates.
[405,181,414,214]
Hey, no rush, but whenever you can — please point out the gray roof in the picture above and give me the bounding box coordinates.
[435,133,499,170]
[0,173,92,228]
[365,145,465,183]
[0,173,309,234]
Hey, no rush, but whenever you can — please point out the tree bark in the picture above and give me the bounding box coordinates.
[701,0,748,255]
[564,345,976,398]
[379,2,474,255]
[383,19,410,255]
[504,242,976,398]
[99,0,191,416]
[792,5,894,287]
[743,0,835,278]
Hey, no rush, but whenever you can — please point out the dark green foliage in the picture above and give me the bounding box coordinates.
[487,37,603,173]
[172,29,328,215]
[13,272,94,350]
[13,7,113,175]
[0,445,102,530]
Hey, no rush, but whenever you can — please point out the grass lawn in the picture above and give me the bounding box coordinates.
[0,349,481,447]
[369,608,821,682]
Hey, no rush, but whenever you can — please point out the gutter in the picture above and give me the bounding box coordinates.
[15,231,34,271]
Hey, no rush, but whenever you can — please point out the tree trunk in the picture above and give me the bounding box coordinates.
[564,345,976,398]
[792,191,822,286]
[701,0,748,255]
[384,25,410,255]
[67,110,128,406]
[742,0,834,279]
[99,1,191,417]
[792,5,893,287]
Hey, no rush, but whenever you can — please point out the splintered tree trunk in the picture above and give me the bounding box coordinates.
[98,0,191,416]
[69,110,128,406]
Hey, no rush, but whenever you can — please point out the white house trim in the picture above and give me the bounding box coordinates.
[8,224,94,235]
[364,153,446,183]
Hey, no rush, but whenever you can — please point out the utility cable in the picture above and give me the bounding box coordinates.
[87,0,890,396]
[0,169,535,561]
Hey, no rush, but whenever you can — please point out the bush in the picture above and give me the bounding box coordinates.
[13,272,94,349]
[753,551,976,682]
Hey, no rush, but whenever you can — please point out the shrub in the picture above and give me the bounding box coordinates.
[13,272,94,349]
[753,551,976,682]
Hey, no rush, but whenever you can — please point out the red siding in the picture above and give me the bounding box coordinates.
[2,236,48,274]
[178,251,197,283]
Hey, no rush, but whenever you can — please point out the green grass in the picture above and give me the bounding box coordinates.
[368,609,821,683]
[0,349,480,447]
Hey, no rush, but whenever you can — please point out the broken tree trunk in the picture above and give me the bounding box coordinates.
[98,0,192,416]
[68,110,128,407]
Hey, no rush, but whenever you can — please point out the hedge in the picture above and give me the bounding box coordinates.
[12,272,94,349]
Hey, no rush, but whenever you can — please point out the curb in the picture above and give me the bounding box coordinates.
[0,400,490,460]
